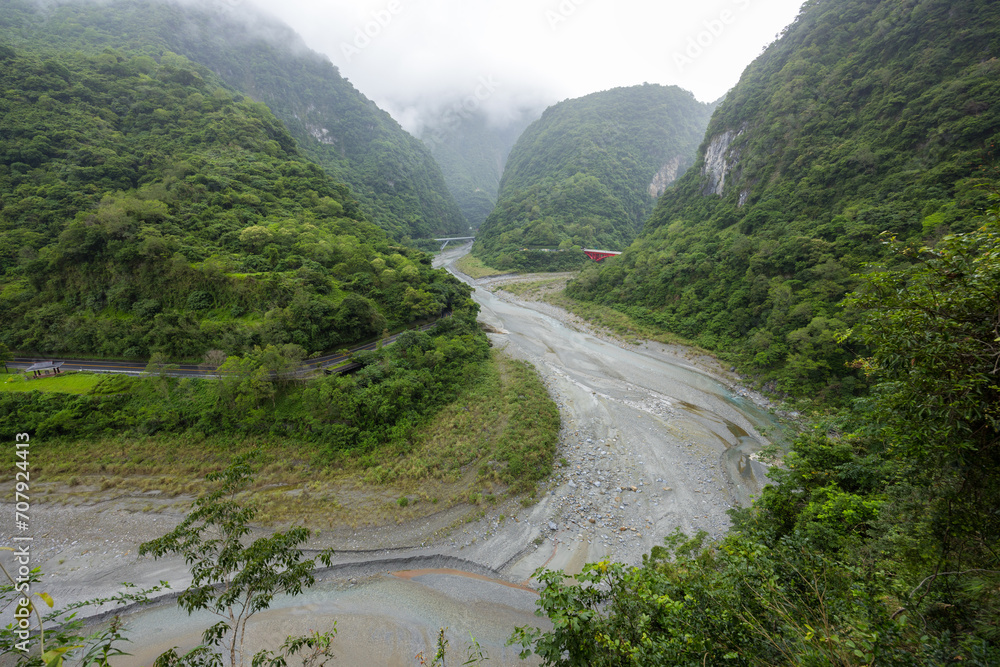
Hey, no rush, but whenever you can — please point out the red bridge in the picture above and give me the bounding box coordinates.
[583,248,623,262]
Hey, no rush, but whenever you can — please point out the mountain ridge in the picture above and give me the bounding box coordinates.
[0,39,473,360]
[1,0,468,241]
[569,0,1000,400]
[472,84,714,271]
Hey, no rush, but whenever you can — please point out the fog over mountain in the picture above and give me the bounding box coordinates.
[229,0,806,135]
[224,0,806,228]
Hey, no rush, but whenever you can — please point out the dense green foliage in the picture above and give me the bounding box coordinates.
[473,84,712,271]
[0,43,470,359]
[570,0,1000,401]
[1,0,467,241]
[420,107,537,228]
[516,208,1000,665]
[0,310,489,458]
[1,565,167,665]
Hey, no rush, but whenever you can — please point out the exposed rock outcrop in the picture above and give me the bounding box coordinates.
[701,127,745,196]
[648,156,682,198]
[307,125,336,145]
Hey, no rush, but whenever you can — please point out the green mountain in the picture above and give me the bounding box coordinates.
[1,0,467,242]
[418,107,539,229]
[473,84,714,271]
[569,0,1000,400]
[0,41,473,360]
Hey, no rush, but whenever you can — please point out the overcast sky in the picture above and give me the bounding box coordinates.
[246,0,805,133]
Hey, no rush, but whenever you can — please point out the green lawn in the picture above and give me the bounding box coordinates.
[1,371,103,394]
[454,253,509,279]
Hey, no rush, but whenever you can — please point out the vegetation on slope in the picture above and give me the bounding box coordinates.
[420,107,538,228]
[473,84,713,271]
[1,0,467,241]
[569,0,1000,402]
[1,346,559,519]
[0,45,468,359]
[0,28,559,533]
[516,204,1000,665]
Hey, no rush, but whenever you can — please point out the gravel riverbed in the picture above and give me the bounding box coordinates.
[0,245,787,664]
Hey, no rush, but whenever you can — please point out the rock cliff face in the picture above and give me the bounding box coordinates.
[700,127,744,196]
[567,0,1000,397]
[648,156,683,198]
[307,125,337,145]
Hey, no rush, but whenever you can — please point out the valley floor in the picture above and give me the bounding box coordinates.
[1,244,787,665]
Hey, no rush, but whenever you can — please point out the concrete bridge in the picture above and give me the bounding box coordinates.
[434,236,475,250]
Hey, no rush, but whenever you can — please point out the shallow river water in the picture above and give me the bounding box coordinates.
[98,245,783,665]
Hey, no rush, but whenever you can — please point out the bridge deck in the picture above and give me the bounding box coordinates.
[583,249,623,261]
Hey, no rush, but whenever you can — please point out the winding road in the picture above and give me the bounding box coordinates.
[7,323,441,379]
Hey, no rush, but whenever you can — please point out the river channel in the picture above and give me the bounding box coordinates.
[82,245,782,665]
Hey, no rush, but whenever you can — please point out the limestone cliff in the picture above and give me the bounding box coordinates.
[648,156,683,198]
[700,127,745,197]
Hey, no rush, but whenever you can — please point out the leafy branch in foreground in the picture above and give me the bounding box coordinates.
[139,451,335,667]
[152,628,336,667]
[0,556,168,666]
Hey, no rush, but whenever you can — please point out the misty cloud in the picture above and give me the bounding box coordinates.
[232,0,803,134]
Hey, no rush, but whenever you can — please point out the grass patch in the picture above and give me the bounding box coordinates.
[381,349,560,495]
[500,277,569,299]
[546,291,669,344]
[454,253,511,279]
[89,374,135,395]
[0,371,104,394]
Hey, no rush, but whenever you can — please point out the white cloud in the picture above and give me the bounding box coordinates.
[245,0,804,130]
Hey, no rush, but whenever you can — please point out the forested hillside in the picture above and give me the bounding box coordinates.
[0,43,471,360]
[1,0,467,241]
[518,204,1000,662]
[473,84,713,271]
[569,0,1000,401]
[513,3,1000,659]
[419,107,538,228]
